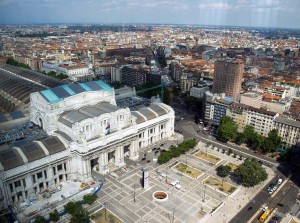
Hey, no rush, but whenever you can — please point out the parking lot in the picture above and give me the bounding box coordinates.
[95,139,275,223]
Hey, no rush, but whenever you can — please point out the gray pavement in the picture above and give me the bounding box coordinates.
[90,140,274,223]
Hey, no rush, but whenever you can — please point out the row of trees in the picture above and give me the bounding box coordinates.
[216,158,268,187]
[158,138,197,164]
[216,116,282,153]
[6,58,31,70]
[33,193,97,223]
[42,70,69,80]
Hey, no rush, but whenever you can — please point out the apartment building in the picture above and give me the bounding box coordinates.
[274,116,300,146]
[240,93,262,109]
[190,83,210,99]
[245,107,277,137]
[212,60,244,101]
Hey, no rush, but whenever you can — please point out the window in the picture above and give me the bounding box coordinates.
[85,124,90,131]
[32,175,36,184]
[44,171,47,179]
[14,181,21,188]
[9,184,13,193]
[22,179,26,187]
[64,163,67,171]
[57,164,62,171]
[53,167,56,175]
[37,172,43,179]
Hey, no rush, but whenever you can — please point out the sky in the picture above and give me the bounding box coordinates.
[0,0,300,28]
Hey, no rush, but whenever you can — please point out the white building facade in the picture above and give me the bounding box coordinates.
[0,80,175,209]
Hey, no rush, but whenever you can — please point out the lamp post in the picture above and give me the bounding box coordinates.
[103,202,108,220]
[203,185,207,202]
[133,184,136,202]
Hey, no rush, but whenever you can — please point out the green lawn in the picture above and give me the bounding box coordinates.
[195,151,220,164]
[91,209,123,223]
[204,176,236,195]
[173,163,202,178]
[226,162,238,171]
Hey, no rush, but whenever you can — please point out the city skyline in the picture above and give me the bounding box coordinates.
[1,0,300,29]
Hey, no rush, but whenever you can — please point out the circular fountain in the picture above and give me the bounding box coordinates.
[152,191,169,202]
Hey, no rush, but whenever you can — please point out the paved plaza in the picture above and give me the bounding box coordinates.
[94,137,275,223]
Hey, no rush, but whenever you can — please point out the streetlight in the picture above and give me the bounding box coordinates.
[103,202,108,220]
[203,185,207,202]
[165,208,176,223]
[133,184,136,202]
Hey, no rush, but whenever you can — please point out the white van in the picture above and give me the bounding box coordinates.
[277,178,283,185]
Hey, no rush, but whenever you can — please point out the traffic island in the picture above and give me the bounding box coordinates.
[204,176,236,195]
[195,151,220,164]
[173,162,202,179]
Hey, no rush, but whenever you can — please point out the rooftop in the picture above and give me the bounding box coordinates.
[40,80,112,104]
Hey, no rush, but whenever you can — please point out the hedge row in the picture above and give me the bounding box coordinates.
[157,138,197,164]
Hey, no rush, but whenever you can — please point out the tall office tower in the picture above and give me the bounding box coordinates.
[212,60,244,101]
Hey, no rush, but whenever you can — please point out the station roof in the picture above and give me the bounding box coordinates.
[58,102,121,127]
[0,136,67,171]
[40,80,112,104]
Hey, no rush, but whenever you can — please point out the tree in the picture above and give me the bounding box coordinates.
[6,58,31,70]
[83,193,97,205]
[70,208,90,223]
[236,159,268,187]
[64,201,82,215]
[33,215,47,223]
[235,132,246,145]
[216,165,231,185]
[251,133,265,151]
[263,129,282,153]
[49,209,60,222]
[216,116,238,142]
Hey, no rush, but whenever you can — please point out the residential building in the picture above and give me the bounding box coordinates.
[274,116,300,146]
[190,82,210,99]
[212,60,244,101]
[111,66,122,83]
[240,93,262,109]
[121,66,146,86]
[180,73,199,93]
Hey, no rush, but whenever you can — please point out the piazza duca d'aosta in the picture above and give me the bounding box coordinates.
[0,80,175,208]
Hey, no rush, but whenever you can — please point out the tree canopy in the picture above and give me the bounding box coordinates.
[33,215,47,223]
[236,159,268,187]
[216,165,232,185]
[216,116,238,142]
[83,193,97,205]
[158,138,197,164]
[64,201,82,215]
[49,209,60,222]
[216,165,231,178]
[6,58,31,70]
[263,129,282,153]
[70,208,90,223]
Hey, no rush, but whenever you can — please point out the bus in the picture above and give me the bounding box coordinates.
[259,209,271,223]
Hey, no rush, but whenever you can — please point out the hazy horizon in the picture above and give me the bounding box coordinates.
[0,0,300,29]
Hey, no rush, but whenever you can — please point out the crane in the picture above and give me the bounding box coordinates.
[136,82,164,102]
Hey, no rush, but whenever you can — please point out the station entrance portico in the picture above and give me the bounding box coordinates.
[86,140,139,175]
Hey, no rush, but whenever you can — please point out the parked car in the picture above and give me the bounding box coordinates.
[277,178,283,185]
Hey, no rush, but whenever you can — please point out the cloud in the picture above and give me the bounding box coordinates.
[198,2,232,10]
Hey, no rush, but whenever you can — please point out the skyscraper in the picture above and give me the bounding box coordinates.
[212,60,244,101]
